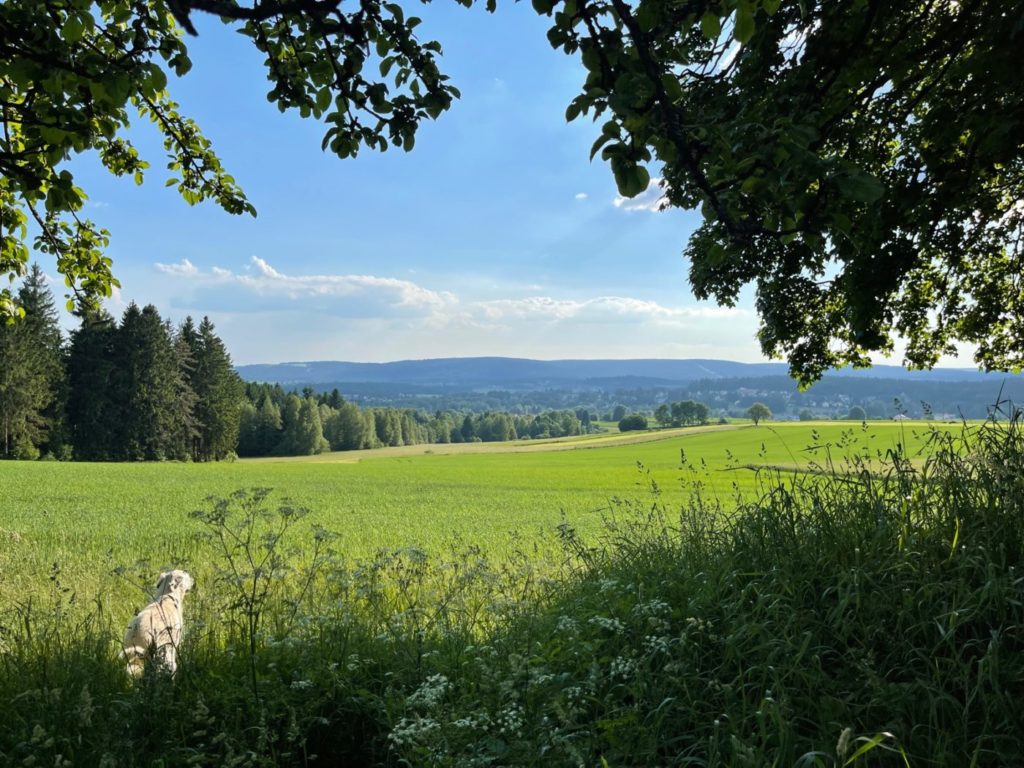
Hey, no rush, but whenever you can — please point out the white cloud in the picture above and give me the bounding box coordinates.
[155,256,458,322]
[153,256,747,328]
[154,258,198,276]
[473,295,748,327]
[613,177,668,213]
[149,256,757,361]
[575,192,588,200]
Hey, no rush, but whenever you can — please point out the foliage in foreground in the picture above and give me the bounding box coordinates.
[1,414,1022,766]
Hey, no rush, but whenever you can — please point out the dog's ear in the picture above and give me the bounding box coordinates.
[156,572,171,593]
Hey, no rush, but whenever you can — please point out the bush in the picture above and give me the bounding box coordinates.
[617,413,649,431]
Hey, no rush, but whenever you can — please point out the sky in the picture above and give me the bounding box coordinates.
[38,4,960,367]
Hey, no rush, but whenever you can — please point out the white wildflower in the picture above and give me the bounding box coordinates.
[588,616,625,633]
[407,674,450,710]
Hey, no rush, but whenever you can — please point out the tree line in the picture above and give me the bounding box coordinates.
[2,266,722,462]
[0,268,596,462]
[653,400,712,428]
[0,265,241,461]
[237,383,590,457]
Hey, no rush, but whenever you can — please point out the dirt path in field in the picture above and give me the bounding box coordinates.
[241,423,750,464]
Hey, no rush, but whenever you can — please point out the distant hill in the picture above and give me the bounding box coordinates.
[236,356,1002,390]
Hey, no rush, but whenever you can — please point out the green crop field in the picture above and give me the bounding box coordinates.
[0,420,955,609]
[3,416,1019,768]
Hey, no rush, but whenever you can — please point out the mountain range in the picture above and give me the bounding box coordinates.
[236,357,1007,390]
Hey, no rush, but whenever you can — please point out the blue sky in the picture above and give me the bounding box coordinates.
[45,4,942,367]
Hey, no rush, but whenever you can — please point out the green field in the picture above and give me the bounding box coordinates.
[0,421,953,606]
[2,417,1019,768]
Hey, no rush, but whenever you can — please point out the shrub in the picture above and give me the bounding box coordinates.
[618,413,648,431]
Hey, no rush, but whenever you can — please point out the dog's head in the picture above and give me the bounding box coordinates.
[156,569,194,598]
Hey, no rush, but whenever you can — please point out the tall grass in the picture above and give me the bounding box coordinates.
[0,414,1021,766]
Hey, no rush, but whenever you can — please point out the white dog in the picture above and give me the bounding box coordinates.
[122,569,194,677]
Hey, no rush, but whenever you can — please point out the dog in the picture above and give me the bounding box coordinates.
[122,569,194,677]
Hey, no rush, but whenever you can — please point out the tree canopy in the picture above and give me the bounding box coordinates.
[746,402,770,426]
[542,0,1023,382]
[1,0,462,317]
[3,0,1022,383]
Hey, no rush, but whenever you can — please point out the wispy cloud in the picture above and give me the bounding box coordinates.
[575,192,588,200]
[152,257,744,331]
[155,256,457,321]
[474,295,747,327]
[613,177,668,213]
[149,257,760,363]
[155,258,199,277]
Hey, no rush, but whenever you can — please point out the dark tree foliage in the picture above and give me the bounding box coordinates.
[237,381,587,456]
[66,310,120,460]
[63,307,236,461]
[187,316,245,460]
[0,264,64,458]
[113,303,191,460]
[541,0,1024,382]
[169,319,201,457]
[617,413,649,431]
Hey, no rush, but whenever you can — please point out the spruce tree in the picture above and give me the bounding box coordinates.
[115,305,188,460]
[66,310,119,460]
[110,302,144,458]
[256,396,283,455]
[167,321,200,460]
[187,316,243,461]
[0,264,64,458]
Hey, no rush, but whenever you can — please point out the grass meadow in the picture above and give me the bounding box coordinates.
[3,417,1022,767]
[2,422,943,609]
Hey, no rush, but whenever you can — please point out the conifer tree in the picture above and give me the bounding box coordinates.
[0,264,64,458]
[256,396,283,455]
[114,303,184,459]
[167,321,200,460]
[66,310,119,460]
[186,316,243,461]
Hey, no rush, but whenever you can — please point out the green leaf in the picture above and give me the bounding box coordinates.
[613,164,651,198]
[61,14,85,43]
[734,3,756,44]
[316,87,332,112]
[700,13,721,40]
[836,171,884,203]
[636,3,659,33]
[532,0,556,14]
